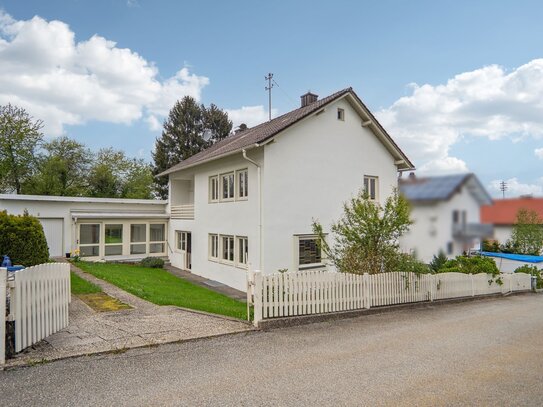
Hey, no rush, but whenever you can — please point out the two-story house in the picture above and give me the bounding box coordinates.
[399,173,493,263]
[160,88,414,291]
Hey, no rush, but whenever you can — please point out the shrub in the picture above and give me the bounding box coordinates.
[514,264,543,289]
[482,239,500,253]
[140,256,165,269]
[429,251,448,273]
[0,210,49,266]
[436,255,499,278]
[394,253,431,274]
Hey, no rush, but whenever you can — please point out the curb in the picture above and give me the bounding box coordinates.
[257,291,534,330]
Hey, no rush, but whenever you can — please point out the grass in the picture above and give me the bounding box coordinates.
[70,272,102,295]
[75,261,249,320]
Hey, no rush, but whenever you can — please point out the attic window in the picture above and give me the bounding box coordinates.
[337,108,345,121]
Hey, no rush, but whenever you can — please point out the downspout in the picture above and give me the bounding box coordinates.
[242,149,262,271]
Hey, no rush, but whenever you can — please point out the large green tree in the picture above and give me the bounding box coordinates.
[0,104,44,193]
[24,136,92,196]
[510,208,543,255]
[152,96,232,199]
[312,189,412,274]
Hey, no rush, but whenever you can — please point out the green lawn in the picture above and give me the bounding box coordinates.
[75,262,249,319]
[70,272,102,295]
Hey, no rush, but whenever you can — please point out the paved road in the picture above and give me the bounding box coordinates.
[2,294,542,406]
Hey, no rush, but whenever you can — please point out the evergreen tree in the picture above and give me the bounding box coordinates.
[152,96,232,199]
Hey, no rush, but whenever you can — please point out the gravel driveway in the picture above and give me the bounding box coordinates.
[1,293,542,406]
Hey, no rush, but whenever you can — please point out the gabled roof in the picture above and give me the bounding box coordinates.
[399,173,493,205]
[158,87,414,176]
[481,197,543,225]
[0,193,167,205]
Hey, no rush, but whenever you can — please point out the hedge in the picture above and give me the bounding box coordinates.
[0,210,50,266]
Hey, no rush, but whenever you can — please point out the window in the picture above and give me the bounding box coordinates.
[79,224,100,257]
[297,235,322,268]
[130,224,147,254]
[221,235,235,262]
[209,176,219,202]
[149,224,166,253]
[105,224,123,256]
[337,108,345,121]
[209,234,219,259]
[363,176,379,201]
[221,172,235,200]
[237,236,248,267]
[237,169,248,199]
[176,231,186,251]
[452,210,459,224]
[447,241,453,255]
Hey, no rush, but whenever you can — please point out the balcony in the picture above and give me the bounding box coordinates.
[452,223,494,239]
[170,204,194,220]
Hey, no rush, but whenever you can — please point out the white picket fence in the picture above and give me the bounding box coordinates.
[249,270,532,326]
[1,262,71,365]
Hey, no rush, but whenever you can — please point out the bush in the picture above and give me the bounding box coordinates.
[436,255,499,278]
[429,251,448,273]
[0,210,49,266]
[482,239,500,253]
[514,264,543,289]
[394,253,431,274]
[140,256,164,269]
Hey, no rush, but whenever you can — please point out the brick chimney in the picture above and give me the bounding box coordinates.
[300,91,318,107]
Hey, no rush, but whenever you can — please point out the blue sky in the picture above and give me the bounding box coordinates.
[1,0,543,197]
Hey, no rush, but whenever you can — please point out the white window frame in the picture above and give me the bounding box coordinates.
[295,234,325,270]
[236,236,248,268]
[220,235,235,263]
[149,223,167,255]
[337,108,345,121]
[104,223,123,257]
[220,172,235,202]
[176,231,185,252]
[363,175,379,201]
[209,175,219,203]
[236,169,248,200]
[209,233,219,261]
[78,223,101,258]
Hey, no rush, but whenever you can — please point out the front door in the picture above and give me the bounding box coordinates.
[178,231,192,271]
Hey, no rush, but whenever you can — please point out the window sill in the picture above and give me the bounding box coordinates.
[298,264,326,271]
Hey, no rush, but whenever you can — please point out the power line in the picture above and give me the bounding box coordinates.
[499,180,508,199]
[265,73,273,121]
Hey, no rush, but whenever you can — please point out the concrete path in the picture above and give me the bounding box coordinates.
[6,263,253,367]
[2,294,542,406]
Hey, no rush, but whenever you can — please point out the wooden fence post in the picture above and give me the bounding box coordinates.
[363,273,370,309]
[429,274,434,302]
[253,271,263,327]
[246,265,254,322]
[470,273,475,297]
[0,267,6,366]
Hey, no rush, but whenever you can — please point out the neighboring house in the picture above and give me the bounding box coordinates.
[481,197,543,244]
[0,194,168,260]
[160,88,414,291]
[399,173,493,263]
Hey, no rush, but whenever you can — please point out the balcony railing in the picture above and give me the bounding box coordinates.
[452,223,494,239]
[170,204,194,220]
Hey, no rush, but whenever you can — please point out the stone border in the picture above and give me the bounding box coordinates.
[257,291,535,330]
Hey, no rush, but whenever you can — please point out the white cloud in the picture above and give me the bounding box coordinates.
[0,11,209,135]
[417,156,469,175]
[377,59,543,174]
[535,148,543,159]
[225,105,278,129]
[488,177,543,198]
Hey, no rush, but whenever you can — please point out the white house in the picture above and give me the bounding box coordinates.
[0,194,168,260]
[399,173,493,263]
[160,88,414,291]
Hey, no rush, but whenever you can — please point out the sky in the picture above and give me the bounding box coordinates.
[1,0,543,198]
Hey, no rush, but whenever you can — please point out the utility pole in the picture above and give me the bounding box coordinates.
[500,180,508,199]
[265,73,274,121]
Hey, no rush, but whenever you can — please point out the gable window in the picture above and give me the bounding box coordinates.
[209,176,219,202]
[237,236,248,267]
[237,169,248,199]
[337,108,345,121]
[297,235,323,269]
[363,176,379,201]
[221,235,235,263]
[209,234,219,260]
[221,172,235,201]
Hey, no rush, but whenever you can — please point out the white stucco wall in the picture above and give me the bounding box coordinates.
[168,151,262,292]
[1,196,167,258]
[493,225,513,244]
[400,183,484,263]
[262,98,399,275]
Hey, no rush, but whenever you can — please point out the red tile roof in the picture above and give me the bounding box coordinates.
[481,198,543,225]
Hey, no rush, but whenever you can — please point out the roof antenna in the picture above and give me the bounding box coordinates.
[499,180,507,199]
[265,73,274,121]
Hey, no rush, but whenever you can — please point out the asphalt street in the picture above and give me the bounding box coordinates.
[1,293,542,406]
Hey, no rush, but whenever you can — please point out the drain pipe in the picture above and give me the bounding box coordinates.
[242,149,262,271]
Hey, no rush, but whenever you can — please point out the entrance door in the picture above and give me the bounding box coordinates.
[177,231,192,271]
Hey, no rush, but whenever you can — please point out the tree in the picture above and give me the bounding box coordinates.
[312,189,412,274]
[152,96,232,199]
[510,208,543,255]
[0,104,44,193]
[24,136,92,196]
